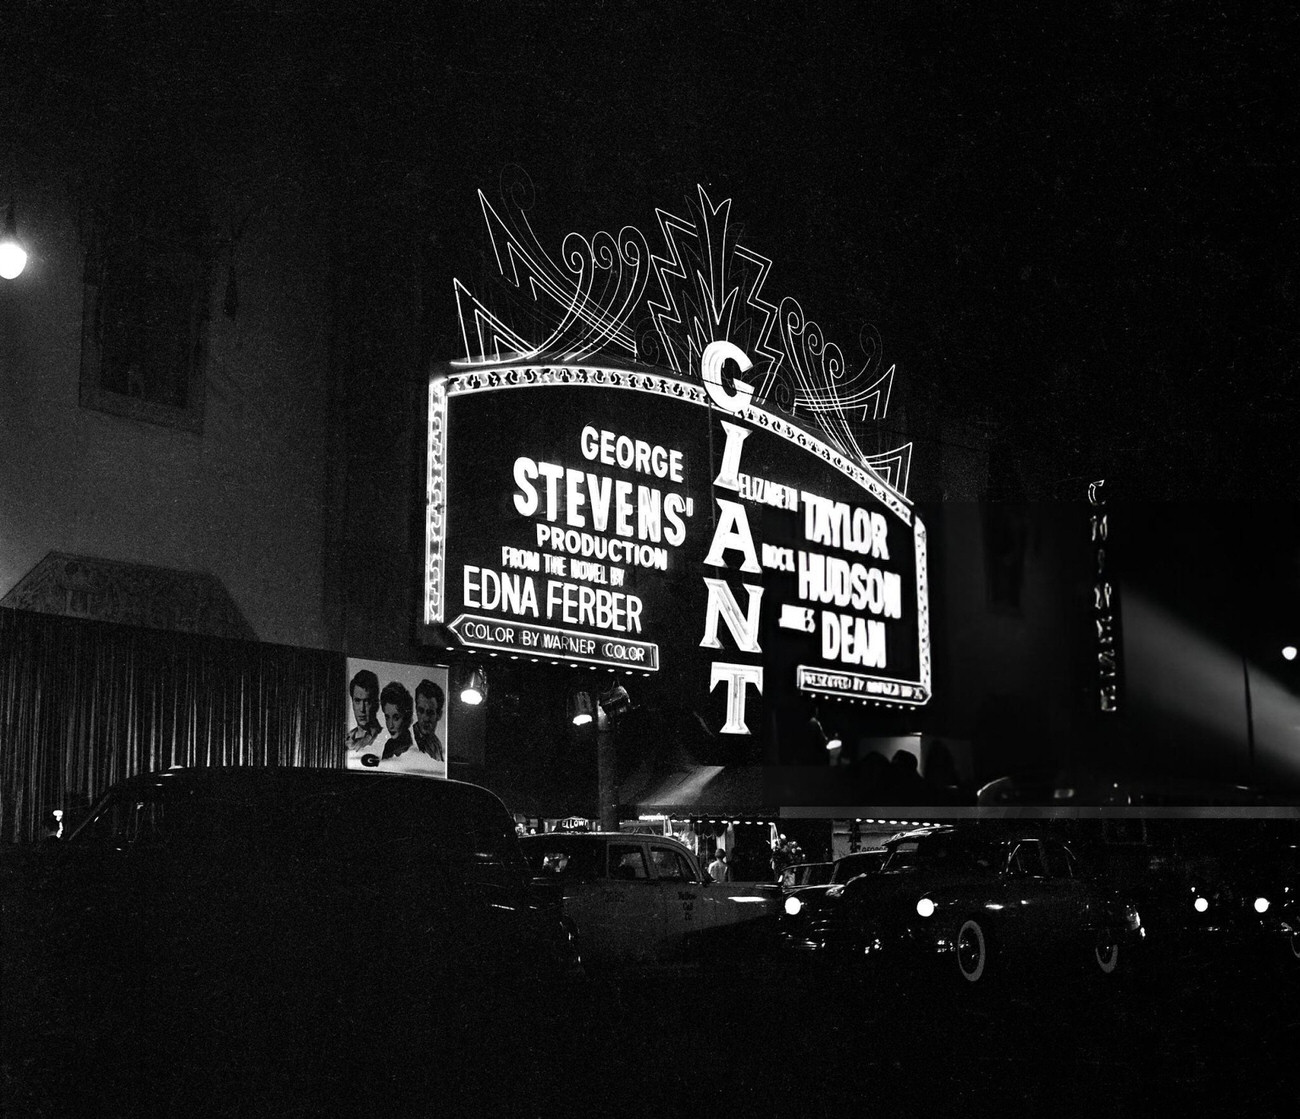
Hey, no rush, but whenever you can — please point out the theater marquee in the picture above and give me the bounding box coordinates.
[423,353,930,735]
[423,176,931,737]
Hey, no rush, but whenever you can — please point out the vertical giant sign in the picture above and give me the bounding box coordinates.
[1088,479,1122,713]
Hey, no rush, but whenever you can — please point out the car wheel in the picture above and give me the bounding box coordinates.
[956,918,989,983]
[1093,928,1120,975]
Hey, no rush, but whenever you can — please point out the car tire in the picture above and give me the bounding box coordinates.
[956,917,989,984]
[1093,928,1121,975]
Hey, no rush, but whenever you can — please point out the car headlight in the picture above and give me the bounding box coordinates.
[1193,896,1209,914]
[916,897,935,918]
[1254,897,1270,914]
[784,896,803,917]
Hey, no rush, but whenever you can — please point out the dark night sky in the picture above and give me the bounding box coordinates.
[6,0,1297,503]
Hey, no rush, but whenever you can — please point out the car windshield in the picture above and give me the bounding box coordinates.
[883,834,996,874]
[831,851,885,882]
[519,836,603,881]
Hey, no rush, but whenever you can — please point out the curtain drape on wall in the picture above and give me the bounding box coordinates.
[1,607,346,843]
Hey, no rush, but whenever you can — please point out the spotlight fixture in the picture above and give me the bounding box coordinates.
[0,201,27,280]
[598,681,630,718]
[459,665,487,706]
[568,691,594,726]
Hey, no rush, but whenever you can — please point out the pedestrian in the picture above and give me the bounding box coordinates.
[770,834,795,880]
[708,848,730,883]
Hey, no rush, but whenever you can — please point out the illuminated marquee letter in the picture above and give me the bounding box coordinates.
[710,663,764,735]
[700,341,755,414]
[713,420,751,492]
[700,578,764,653]
[703,499,761,573]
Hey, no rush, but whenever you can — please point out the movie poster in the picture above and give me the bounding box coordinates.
[344,658,449,778]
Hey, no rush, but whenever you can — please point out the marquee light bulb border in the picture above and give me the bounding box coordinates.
[424,362,932,709]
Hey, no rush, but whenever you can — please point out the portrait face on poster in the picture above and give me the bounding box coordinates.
[345,658,448,778]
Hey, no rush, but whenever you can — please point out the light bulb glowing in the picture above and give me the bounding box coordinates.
[0,239,26,279]
[1283,646,1297,662]
[1254,897,1269,914]
[1194,897,1209,913]
[459,666,487,705]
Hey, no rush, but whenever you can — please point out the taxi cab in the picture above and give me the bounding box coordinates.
[520,832,781,967]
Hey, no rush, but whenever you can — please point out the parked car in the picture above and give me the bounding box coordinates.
[1091,821,1299,972]
[4,767,580,1040]
[519,832,781,968]
[779,848,887,952]
[802,825,1143,984]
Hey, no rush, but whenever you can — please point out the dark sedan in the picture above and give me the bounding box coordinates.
[811,825,1144,984]
[4,767,580,1040]
[779,848,887,952]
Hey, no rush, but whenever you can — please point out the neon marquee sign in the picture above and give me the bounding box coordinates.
[425,175,931,735]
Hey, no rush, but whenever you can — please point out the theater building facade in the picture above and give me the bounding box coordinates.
[5,152,1297,843]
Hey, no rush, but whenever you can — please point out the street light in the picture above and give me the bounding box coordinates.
[598,681,630,718]
[0,201,27,280]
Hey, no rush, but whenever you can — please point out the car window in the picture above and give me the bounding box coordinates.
[1009,841,1047,878]
[72,791,133,846]
[884,835,997,874]
[609,843,649,880]
[834,852,883,881]
[1042,841,1073,879]
[71,789,246,852]
[521,839,601,881]
[649,846,694,882]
